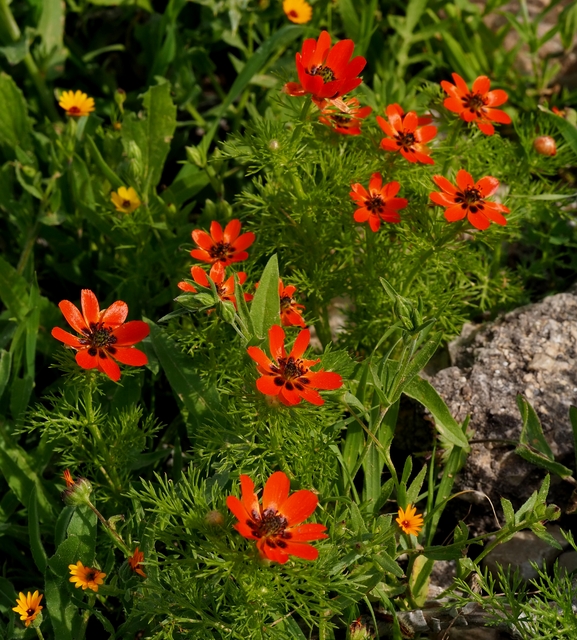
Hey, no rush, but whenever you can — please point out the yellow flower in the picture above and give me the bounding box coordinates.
[396,504,424,536]
[12,591,43,627]
[282,0,312,23]
[111,186,141,213]
[58,90,95,117]
[68,561,106,592]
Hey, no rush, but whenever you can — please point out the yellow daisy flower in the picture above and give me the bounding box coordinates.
[396,504,424,536]
[12,591,43,627]
[111,186,141,213]
[282,0,312,23]
[68,561,106,592]
[58,90,95,117]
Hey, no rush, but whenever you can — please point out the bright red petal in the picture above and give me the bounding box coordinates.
[279,384,301,405]
[430,191,456,207]
[472,75,490,95]
[111,321,150,346]
[101,300,128,327]
[485,89,508,107]
[232,232,255,252]
[81,290,100,326]
[305,370,342,390]
[192,266,210,287]
[192,229,214,251]
[432,175,458,195]
[368,215,381,232]
[416,125,437,143]
[289,328,310,359]
[247,346,273,369]
[178,282,197,293]
[485,108,511,124]
[368,173,382,193]
[443,97,464,114]
[209,262,226,285]
[295,385,324,405]
[111,347,148,366]
[260,539,289,564]
[279,489,318,526]
[444,204,467,222]
[456,170,474,192]
[482,206,508,225]
[452,73,470,94]
[256,375,282,396]
[282,541,319,560]
[476,176,500,197]
[468,211,491,230]
[98,353,121,382]
[325,39,354,75]
[288,523,329,541]
[209,221,224,243]
[268,325,286,362]
[376,115,396,138]
[58,300,87,334]
[227,495,250,523]
[76,349,98,370]
[239,475,260,517]
[476,120,495,136]
[190,249,213,263]
[380,138,399,152]
[310,30,331,68]
[354,208,371,223]
[234,521,258,540]
[52,327,82,348]
[262,472,291,512]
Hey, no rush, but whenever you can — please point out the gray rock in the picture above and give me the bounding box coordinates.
[428,292,577,513]
[482,525,568,582]
[557,550,577,576]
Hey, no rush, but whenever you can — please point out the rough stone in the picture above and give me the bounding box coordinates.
[557,550,577,576]
[482,525,568,581]
[427,292,577,516]
[428,560,457,598]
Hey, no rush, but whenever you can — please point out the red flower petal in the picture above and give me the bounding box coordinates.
[101,300,128,327]
[430,191,456,207]
[192,266,210,287]
[259,539,289,564]
[443,96,464,114]
[227,495,250,523]
[223,219,241,244]
[247,346,273,369]
[256,375,282,397]
[190,249,213,263]
[58,300,87,334]
[295,385,324,405]
[412,150,435,165]
[452,73,470,94]
[444,204,467,222]
[268,325,286,362]
[368,215,381,232]
[476,176,500,197]
[279,489,318,526]
[482,207,508,225]
[472,75,490,94]
[234,521,258,539]
[178,282,197,293]
[51,327,82,348]
[306,370,343,390]
[376,115,396,138]
[380,138,399,152]
[484,108,511,124]
[368,172,382,193]
[403,111,418,132]
[81,289,100,326]
[112,347,148,366]
[485,89,508,107]
[262,471,291,511]
[280,541,319,560]
[325,39,354,75]
[354,208,371,223]
[310,30,331,68]
[233,232,255,252]
[468,211,491,230]
[76,349,98,370]
[456,170,474,192]
[289,328,310,359]
[476,121,495,136]
[432,175,458,194]
[209,262,226,284]
[239,475,259,517]
[98,353,121,382]
[279,384,302,405]
[415,125,437,143]
[111,321,150,346]
[210,221,224,243]
[288,523,329,541]
[192,229,214,251]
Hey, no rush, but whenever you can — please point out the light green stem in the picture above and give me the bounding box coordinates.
[34,627,45,640]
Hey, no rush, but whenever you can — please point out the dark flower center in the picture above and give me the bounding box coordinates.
[122,199,131,208]
[26,608,36,617]
[395,131,416,151]
[330,114,351,126]
[79,324,118,354]
[309,65,336,83]
[462,92,487,114]
[365,195,384,214]
[280,295,294,311]
[246,508,292,546]
[276,356,307,381]
[401,519,410,528]
[454,186,485,213]
[68,105,81,115]
[289,9,298,17]
[209,241,232,262]
[86,570,97,581]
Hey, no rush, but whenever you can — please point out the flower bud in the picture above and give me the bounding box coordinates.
[350,617,374,640]
[219,300,236,323]
[268,139,280,151]
[544,504,561,521]
[61,477,93,507]
[533,136,557,156]
[205,510,225,527]
[125,141,143,180]
[114,88,126,112]
[186,145,206,167]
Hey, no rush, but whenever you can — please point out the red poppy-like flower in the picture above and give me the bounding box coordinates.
[51,289,149,382]
[128,547,147,578]
[377,104,437,164]
[441,74,511,136]
[349,173,408,232]
[318,97,372,136]
[283,31,366,108]
[226,471,328,563]
[551,106,566,118]
[191,220,255,266]
[247,325,342,406]
[178,262,253,309]
[430,169,510,230]
[279,280,306,327]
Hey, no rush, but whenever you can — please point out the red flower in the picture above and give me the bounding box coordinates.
[226,471,328,564]
[283,31,366,108]
[178,262,253,309]
[551,106,566,118]
[441,73,511,136]
[51,289,149,382]
[349,173,408,232]
[279,280,306,327]
[377,104,437,164]
[247,325,342,406]
[318,97,372,136]
[430,169,510,231]
[128,547,147,578]
[191,220,255,266]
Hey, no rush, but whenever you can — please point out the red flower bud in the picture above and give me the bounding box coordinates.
[533,136,557,156]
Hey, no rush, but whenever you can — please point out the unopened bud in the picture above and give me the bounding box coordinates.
[115,88,127,112]
[350,617,374,640]
[219,300,236,323]
[186,145,205,167]
[533,136,557,156]
[61,477,93,507]
[268,139,280,151]
[544,504,561,521]
[205,510,225,526]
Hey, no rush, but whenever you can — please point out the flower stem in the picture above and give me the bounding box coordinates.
[0,0,59,121]
[34,627,46,640]
[87,499,131,556]
[440,119,463,175]
[299,96,313,122]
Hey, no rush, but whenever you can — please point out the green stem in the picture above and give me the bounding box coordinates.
[76,593,95,640]
[34,627,46,640]
[0,0,58,121]
[87,499,131,556]
[440,119,463,175]
[83,382,123,496]
[299,96,313,122]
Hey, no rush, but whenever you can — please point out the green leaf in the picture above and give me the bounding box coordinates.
[85,135,124,189]
[249,254,280,340]
[161,163,210,207]
[559,2,577,49]
[67,506,98,565]
[337,0,360,40]
[530,521,562,550]
[501,497,515,526]
[406,463,428,507]
[543,107,577,157]
[517,395,553,457]
[233,273,255,343]
[0,73,32,151]
[404,377,470,450]
[0,349,11,402]
[0,32,30,65]
[372,549,404,578]
[122,83,177,192]
[145,320,222,430]
[29,486,48,573]
[200,25,303,153]
[0,254,29,320]
[37,0,65,56]
[570,405,577,474]
[515,443,573,479]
